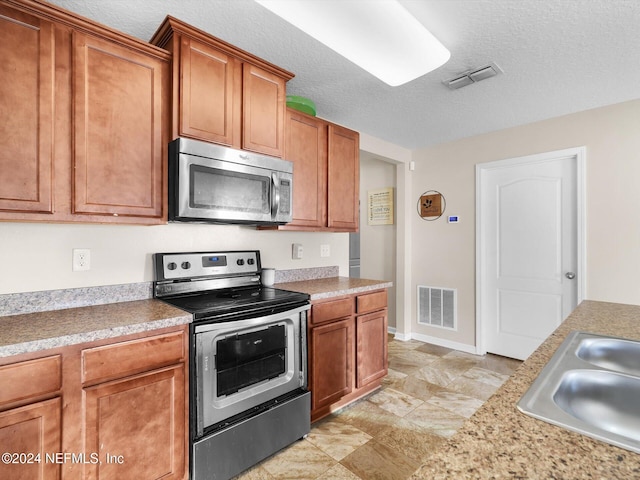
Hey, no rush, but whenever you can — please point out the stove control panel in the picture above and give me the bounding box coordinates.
[154,251,261,281]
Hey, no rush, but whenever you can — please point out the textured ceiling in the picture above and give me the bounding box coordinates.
[47,0,640,150]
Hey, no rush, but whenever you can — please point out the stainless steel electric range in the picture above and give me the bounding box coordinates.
[153,250,310,480]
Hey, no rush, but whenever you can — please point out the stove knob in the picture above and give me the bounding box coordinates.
[247,258,255,265]
[181,261,191,269]
[167,262,177,271]
[237,259,245,266]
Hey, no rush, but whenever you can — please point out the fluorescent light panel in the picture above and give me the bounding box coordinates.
[256,0,450,86]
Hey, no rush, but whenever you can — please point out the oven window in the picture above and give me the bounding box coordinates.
[190,165,269,214]
[215,325,286,397]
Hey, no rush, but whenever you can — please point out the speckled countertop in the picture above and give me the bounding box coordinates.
[276,276,393,300]
[0,300,191,358]
[411,300,640,479]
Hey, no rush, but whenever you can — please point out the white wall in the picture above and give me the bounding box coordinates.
[0,222,348,294]
[411,99,640,348]
[359,155,397,327]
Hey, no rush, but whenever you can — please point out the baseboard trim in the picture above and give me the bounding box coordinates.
[410,332,480,355]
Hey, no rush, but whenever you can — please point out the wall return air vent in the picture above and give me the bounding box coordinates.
[444,62,502,90]
[417,285,457,330]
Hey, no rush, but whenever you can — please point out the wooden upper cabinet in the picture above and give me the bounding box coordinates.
[242,63,286,157]
[151,16,293,157]
[328,124,360,231]
[284,109,327,228]
[270,109,360,232]
[179,36,241,146]
[0,5,54,214]
[72,32,166,219]
[0,1,170,225]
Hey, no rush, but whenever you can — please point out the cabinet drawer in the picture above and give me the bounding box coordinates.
[311,297,353,325]
[82,330,186,385]
[0,355,62,407]
[356,290,387,314]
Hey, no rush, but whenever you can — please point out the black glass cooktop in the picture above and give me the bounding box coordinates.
[161,286,309,321]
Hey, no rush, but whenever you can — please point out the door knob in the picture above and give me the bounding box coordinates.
[565,272,576,280]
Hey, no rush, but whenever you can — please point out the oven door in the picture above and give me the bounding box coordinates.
[193,304,308,437]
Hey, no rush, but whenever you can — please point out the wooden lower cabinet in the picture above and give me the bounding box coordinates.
[0,398,61,480]
[356,310,388,388]
[309,289,388,422]
[82,366,185,480]
[309,318,353,411]
[0,325,188,480]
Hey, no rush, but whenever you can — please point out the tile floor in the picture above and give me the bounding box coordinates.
[235,336,522,480]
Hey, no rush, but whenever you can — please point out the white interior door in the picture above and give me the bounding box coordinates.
[477,148,584,360]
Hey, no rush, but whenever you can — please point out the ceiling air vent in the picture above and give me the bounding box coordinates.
[444,62,502,90]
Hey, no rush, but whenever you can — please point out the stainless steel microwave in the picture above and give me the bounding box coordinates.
[168,138,293,225]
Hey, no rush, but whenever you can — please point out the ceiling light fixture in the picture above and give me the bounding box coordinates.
[255,0,450,87]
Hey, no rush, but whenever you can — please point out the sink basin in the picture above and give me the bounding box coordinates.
[518,331,640,453]
[553,370,640,443]
[576,337,640,376]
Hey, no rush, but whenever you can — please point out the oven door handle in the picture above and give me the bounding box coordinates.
[193,303,310,335]
[195,334,206,438]
[271,172,280,221]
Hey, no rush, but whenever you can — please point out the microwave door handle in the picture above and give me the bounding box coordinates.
[271,173,280,220]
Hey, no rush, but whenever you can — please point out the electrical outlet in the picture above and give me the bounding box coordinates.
[73,249,91,271]
[320,244,330,257]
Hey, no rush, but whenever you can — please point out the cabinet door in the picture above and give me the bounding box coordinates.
[327,124,359,231]
[82,365,186,480]
[0,6,54,214]
[179,36,241,146]
[309,318,353,411]
[72,32,166,219]
[356,310,388,388]
[0,397,61,480]
[284,109,327,228]
[242,63,285,157]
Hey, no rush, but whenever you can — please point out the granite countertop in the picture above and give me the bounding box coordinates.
[411,300,640,479]
[0,299,191,358]
[0,274,390,359]
[276,276,393,301]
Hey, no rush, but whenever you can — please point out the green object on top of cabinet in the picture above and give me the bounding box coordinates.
[286,95,316,116]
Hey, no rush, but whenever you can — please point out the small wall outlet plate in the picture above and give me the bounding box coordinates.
[292,243,303,260]
[73,248,91,271]
[320,244,330,258]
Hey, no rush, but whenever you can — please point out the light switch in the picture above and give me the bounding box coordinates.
[292,243,303,260]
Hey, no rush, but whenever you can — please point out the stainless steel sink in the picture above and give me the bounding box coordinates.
[517,331,640,453]
[575,337,640,377]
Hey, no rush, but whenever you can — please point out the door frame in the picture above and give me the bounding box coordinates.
[475,147,587,355]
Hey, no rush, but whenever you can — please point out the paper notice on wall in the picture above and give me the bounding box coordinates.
[367,187,394,225]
